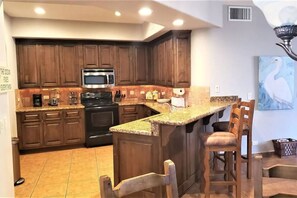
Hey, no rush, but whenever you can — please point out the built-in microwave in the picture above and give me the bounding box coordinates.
[82,68,115,88]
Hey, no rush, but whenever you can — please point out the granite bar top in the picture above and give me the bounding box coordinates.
[118,100,171,113]
[110,101,233,136]
[16,104,85,112]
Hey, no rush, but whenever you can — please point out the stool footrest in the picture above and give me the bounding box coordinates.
[210,181,236,186]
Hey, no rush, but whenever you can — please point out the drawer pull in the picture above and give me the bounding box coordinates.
[123,107,137,113]
[65,111,79,117]
[44,112,61,119]
[24,114,39,121]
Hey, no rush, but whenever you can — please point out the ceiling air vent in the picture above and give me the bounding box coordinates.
[228,6,252,22]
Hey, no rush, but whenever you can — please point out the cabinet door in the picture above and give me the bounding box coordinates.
[17,45,40,88]
[152,45,158,85]
[64,118,84,144]
[59,45,82,86]
[120,114,139,124]
[157,43,166,85]
[99,45,115,68]
[20,122,43,149]
[165,39,173,86]
[134,46,149,84]
[116,46,134,85]
[83,45,98,68]
[64,110,84,144]
[174,35,191,88]
[44,120,64,146]
[38,45,60,87]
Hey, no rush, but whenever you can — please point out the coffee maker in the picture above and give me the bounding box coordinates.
[33,94,42,107]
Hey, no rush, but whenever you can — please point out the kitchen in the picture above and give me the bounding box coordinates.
[1,0,297,197]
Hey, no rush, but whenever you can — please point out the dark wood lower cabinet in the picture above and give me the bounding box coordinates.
[113,119,203,197]
[64,118,85,144]
[44,120,64,146]
[17,109,85,150]
[20,122,43,149]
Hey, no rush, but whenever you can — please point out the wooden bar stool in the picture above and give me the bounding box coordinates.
[99,159,178,198]
[200,104,245,198]
[212,99,255,179]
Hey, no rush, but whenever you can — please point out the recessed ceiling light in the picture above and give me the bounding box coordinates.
[34,7,45,15]
[115,11,121,17]
[138,7,152,16]
[173,19,184,26]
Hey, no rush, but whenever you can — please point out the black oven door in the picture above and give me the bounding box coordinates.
[85,105,119,147]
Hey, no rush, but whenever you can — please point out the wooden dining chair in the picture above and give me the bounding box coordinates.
[200,104,245,198]
[212,99,255,179]
[99,159,178,198]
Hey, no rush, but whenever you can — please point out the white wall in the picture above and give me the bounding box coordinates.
[0,2,15,197]
[11,18,166,41]
[191,3,297,153]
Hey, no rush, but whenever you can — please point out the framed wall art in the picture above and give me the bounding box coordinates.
[258,56,295,110]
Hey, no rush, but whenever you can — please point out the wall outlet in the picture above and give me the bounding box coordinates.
[43,95,49,99]
[247,92,253,100]
[252,140,258,146]
[130,90,135,95]
[161,91,166,96]
[140,91,145,95]
[173,88,185,96]
[215,85,220,93]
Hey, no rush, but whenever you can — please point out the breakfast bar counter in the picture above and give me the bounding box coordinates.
[110,101,233,197]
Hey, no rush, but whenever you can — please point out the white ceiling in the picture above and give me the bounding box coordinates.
[3,0,218,30]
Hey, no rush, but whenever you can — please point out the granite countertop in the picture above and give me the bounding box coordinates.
[110,101,233,136]
[117,100,171,113]
[16,104,85,112]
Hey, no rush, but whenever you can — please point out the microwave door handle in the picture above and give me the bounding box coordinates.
[106,74,109,84]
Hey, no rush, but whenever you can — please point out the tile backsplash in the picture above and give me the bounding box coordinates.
[15,85,210,108]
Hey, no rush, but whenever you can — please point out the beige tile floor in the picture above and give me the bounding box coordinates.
[15,146,113,198]
[15,146,297,198]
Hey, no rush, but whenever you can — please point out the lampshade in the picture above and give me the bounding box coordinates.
[253,0,297,28]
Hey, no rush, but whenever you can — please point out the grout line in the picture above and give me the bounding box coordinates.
[29,154,48,198]
[64,150,73,198]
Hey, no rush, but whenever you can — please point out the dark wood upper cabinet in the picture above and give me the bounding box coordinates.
[150,30,191,88]
[17,45,40,88]
[83,44,115,68]
[38,45,60,87]
[59,45,82,87]
[116,45,134,85]
[99,45,115,68]
[134,45,149,85]
[16,30,190,88]
[165,39,173,86]
[173,33,191,88]
[83,45,98,68]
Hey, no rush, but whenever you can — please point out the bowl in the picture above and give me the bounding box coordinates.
[157,98,171,103]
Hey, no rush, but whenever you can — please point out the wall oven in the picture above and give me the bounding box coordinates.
[81,92,119,147]
[81,68,115,88]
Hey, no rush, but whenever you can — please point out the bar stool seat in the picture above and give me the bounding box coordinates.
[212,99,255,179]
[201,132,237,146]
[200,104,245,198]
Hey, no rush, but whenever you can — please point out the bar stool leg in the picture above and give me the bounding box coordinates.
[204,147,210,198]
[236,150,241,198]
[247,132,252,179]
[226,151,233,193]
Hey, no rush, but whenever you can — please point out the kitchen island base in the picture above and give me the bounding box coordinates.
[113,119,205,197]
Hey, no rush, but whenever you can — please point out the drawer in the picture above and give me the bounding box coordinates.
[120,105,138,114]
[64,110,80,119]
[43,111,62,120]
[21,112,41,122]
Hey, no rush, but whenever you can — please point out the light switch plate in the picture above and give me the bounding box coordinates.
[0,117,6,135]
